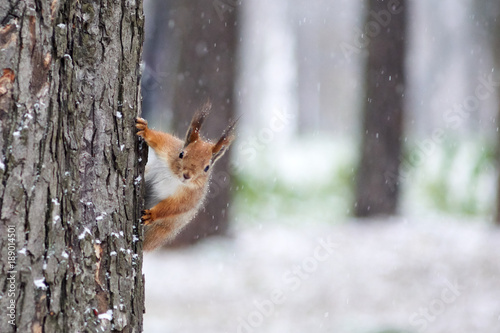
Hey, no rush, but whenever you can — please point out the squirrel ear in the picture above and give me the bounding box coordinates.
[211,116,239,163]
[184,101,211,147]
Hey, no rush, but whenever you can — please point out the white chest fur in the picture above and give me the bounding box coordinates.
[144,148,183,208]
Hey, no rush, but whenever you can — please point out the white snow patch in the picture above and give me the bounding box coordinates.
[98,310,113,321]
[61,251,69,259]
[119,248,131,254]
[78,227,92,240]
[116,112,123,119]
[18,248,27,255]
[143,218,500,333]
[34,278,48,290]
[0,161,4,171]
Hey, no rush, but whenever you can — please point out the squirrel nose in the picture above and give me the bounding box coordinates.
[183,173,191,180]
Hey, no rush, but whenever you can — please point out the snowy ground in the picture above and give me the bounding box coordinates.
[143,217,500,333]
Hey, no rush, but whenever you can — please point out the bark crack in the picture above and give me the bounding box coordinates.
[1,0,22,25]
[0,2,145,331]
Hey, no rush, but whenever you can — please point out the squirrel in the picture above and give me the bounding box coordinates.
[135,102,236,251]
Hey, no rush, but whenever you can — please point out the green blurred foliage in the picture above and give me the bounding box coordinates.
[231,134,497,223]
[403,135,497,218]
[231,139,356,224]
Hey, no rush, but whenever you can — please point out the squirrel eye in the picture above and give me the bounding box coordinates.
[204,165,210,172]
[179,151,184,159]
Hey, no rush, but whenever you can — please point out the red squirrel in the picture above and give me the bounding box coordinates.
[136,103,236,251]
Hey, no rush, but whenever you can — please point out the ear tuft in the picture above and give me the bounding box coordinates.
[211,115,240,163]
[184,101,212,147]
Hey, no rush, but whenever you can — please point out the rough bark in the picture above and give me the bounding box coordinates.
[0,1,145,332]
[147,0,237,245]
[355,0,407,217]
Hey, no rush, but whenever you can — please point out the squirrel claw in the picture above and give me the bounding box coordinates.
[135,117,147,124]
[141,209,153,226]
[135,117,148,131]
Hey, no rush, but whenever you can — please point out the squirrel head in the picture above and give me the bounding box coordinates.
[171,102,237,187]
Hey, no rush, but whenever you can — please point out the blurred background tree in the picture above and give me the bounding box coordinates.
[355,0,407,217]
[490,2,500,225]
[496,9,500,226]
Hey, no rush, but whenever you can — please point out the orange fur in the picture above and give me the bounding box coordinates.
[136,107,236,251]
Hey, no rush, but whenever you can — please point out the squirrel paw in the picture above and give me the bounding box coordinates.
[135,117,149,138]
[141,209,154,226]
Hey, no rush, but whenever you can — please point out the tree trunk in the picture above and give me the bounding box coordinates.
[490,3,500,225]
[355,0,407,217]
[0,1,145,332]
[141,0,173,122]
[160,0,238,245]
